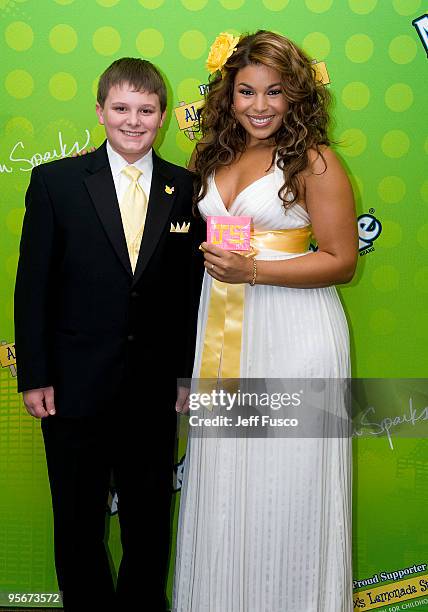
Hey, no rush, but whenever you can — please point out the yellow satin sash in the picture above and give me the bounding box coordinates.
[199,225,312,379]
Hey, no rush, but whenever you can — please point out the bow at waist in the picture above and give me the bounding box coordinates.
[250,225,312,255]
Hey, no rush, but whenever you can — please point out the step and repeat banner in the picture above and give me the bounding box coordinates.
[1,1,427,609]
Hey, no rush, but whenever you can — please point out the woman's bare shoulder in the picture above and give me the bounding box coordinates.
[297,146,349,208]
[305,145,346,176]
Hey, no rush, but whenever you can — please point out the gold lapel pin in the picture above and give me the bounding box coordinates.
[165,185,174,194]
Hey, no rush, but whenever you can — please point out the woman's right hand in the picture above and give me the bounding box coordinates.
[202,242,253,284]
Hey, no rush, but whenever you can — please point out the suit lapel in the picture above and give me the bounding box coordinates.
[132,151,176,285]
[84,142,132,277]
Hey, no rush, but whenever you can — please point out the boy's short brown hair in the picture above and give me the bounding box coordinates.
[97,57,167,112]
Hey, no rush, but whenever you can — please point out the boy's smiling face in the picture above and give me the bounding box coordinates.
[96,83,166,163]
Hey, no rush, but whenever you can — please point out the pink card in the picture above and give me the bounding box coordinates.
[207,216,252,251]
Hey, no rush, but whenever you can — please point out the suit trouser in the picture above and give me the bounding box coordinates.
[41,386,177,612]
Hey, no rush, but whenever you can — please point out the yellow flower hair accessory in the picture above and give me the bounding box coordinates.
[206,32,240,75]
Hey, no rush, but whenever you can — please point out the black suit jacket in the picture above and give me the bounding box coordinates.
[14,142,203,417]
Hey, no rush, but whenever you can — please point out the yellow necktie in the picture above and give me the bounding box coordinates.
[121,165,148,272]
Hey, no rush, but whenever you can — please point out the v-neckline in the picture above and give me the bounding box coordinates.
[212,170,275,213]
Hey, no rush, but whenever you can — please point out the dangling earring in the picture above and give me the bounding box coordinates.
[231,109,237,129]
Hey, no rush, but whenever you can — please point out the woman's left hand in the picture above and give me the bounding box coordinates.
[71,146,96,157]
[201,242,253,284]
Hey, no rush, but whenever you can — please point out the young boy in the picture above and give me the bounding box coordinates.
[14,58,202,612]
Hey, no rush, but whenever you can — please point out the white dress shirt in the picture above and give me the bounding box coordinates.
[106,140,153,204]
[106,142,154,271]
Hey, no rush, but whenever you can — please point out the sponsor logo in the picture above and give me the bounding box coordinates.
[413,14,428,57]
[0,340,16,378]
[0,130,91,173]
[311,59,330,84]
[174,84,205,140]
[353,563,428,610]
[174,100,204,136]
[309,211,382,256]
[358,212,382,256]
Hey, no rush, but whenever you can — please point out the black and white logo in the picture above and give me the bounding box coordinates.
[358,213,382,255]
[413,14,428,57]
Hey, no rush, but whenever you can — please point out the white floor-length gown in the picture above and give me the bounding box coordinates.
[173,163,353,612]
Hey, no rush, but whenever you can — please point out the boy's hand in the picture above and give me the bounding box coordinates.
[23,386,56,418]
[176,385,190,414]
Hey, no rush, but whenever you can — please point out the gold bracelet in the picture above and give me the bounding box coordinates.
[249,257,257,286]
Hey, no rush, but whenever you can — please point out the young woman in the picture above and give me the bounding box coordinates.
[174,31,357,612]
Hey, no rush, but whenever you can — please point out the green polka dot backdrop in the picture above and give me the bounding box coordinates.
[1,1,426,608]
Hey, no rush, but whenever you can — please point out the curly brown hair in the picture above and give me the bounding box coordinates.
[194,30,331,210]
